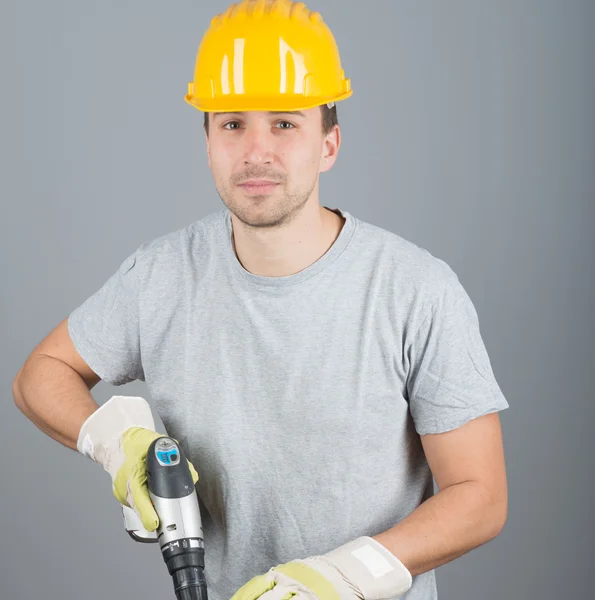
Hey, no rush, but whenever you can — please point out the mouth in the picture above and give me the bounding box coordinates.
[238,180,280,195]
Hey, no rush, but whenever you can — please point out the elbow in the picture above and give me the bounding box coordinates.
[12,365,27,410]
[486,490,508,541]
[496,499,508,536]
[469,480,508,543]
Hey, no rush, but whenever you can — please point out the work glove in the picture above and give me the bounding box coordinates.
[229,536,412,600]
[77,395,199,532]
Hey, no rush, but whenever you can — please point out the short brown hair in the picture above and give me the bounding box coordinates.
[203,104,338,136]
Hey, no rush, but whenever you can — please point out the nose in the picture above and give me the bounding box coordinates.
[243,123,274,165]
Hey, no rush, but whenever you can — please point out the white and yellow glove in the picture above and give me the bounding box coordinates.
[230,536,412,600]
[77,395,199,532]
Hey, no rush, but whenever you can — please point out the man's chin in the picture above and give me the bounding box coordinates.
[234,214,286,229]
[229,203,289,229]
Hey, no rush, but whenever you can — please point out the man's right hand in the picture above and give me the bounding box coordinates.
[77,395,199,532]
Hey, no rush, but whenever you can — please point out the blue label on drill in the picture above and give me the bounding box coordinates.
[157,448,178,465]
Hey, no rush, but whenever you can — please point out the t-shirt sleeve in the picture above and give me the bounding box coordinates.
[406,278,509,435]
[67,251,145,386]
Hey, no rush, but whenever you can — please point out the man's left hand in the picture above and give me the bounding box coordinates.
[229,536,412,600]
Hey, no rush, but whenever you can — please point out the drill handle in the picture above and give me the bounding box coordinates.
[122,504,159,543]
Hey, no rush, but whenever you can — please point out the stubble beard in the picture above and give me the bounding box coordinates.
[217,178,317,230]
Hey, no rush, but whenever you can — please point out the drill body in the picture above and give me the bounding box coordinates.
[123,437,208,600]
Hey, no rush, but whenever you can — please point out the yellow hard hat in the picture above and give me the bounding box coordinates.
[184,0,352,113]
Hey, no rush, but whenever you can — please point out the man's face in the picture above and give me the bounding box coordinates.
[205,108,339,228]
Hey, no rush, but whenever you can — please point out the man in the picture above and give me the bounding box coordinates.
[12,1,509,599]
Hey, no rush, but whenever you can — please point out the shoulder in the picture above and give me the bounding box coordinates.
[121,210,226,285]
[136,210,224,258]
[129,210,224,264]
[351,214,463,302]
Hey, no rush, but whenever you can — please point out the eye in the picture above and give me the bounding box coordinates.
[222,121,241,130]
[275,121,295,129]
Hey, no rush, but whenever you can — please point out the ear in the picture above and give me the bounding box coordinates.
[320,124,340,173]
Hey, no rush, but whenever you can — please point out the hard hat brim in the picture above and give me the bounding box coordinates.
[184,90,353,113]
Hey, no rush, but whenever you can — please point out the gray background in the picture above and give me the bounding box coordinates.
[1,0,593,598]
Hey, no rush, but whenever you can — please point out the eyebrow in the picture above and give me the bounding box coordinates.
[212,111,306,119]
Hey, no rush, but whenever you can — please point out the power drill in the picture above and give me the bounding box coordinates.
[122,436,208,600]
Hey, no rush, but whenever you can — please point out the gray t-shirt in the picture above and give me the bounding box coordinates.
[68,207,509,600]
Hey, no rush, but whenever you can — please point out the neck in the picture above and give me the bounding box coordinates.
[230,201,345,277]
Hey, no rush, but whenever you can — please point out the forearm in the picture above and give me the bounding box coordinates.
[12,355,99,451]
[372,481,506,577]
